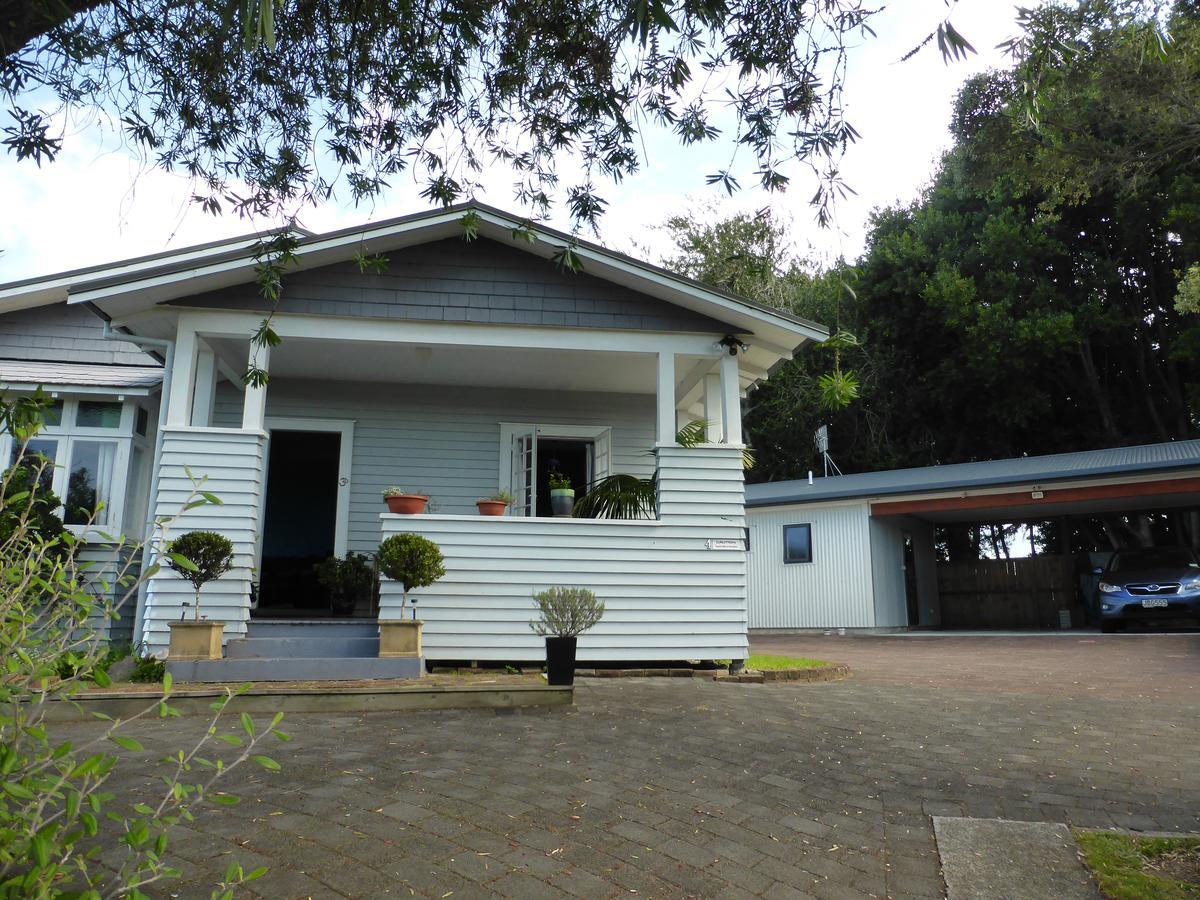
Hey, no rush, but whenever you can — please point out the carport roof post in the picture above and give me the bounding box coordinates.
[745,440,1200,509]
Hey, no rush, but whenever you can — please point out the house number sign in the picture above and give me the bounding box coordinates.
[706,539,744,550]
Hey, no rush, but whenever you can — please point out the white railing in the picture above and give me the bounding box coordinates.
[380,445,747,662]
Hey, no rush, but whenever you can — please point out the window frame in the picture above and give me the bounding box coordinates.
[782,523,814,565]
[1,395,142,538]
[498,422,613,518]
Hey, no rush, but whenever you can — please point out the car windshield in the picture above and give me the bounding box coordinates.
[1110,548,1199,572]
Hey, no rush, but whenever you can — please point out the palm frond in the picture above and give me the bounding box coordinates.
[572,474,657,520]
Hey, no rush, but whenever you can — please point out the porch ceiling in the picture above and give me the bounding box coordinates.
[207,335,695,394]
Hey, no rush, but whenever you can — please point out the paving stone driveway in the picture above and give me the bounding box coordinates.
[77,636,1199,899]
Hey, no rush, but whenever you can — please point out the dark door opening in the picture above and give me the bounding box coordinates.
[536,438,591,517]
[256,430,341,617]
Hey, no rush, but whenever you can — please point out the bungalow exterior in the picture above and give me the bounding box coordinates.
[0,204,825,669]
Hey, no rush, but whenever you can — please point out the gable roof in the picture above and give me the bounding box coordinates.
[0,204,828,361]
[745,440,1200,508]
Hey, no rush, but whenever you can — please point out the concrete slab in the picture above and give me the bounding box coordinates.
[933,817,1101,900]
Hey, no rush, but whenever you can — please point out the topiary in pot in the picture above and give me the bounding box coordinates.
[314,551,375,615]
[530,587,604,686]
[164,530,234,660]
[375,533,445,660]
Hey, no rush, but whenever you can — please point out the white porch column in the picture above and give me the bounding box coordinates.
[241,344,269,430]
[165,323,198,427]
[703,373,724,442]
[190,345,218,427]
[656,351,676,444]
[719,352,743,445]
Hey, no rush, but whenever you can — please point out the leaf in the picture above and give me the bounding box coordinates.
[167,552,199,573]
[210,794,241,806]
[251,754,281,771]
[112,735,144,752]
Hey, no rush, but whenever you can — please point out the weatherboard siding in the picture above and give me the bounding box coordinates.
[212,378,657,551]
[0,304,153,366]
[745,500,876,629]
[380,445,748,662]
[177,238,734,333]
[141,428,266,655]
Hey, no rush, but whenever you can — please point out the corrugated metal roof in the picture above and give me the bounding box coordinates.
[745,440,1200,508]
[0,359,163,389]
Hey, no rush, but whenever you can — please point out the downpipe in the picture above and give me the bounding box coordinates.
[99,317,173,648]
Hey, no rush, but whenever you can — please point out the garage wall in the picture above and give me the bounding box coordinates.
[868,516,910,627]
[746,500,875,628]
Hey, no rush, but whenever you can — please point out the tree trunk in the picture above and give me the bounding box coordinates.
[1077,339,1120,442]
[0,0,111,58]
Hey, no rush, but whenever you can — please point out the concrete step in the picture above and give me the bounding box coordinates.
[167,656,422,682]
[225,636,381,659]
[247,619,379,639]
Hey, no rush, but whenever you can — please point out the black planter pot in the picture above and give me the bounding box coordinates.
[544,636,578,686]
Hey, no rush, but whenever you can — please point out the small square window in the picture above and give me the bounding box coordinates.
[76,400,123,429]
[42,400,63,427]
[783,524,813,564]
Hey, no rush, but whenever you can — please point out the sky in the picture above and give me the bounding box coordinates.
[0,1,1030,284]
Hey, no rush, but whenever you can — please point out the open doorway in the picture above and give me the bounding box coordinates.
[256,430,342,616]
[536,438,591,517]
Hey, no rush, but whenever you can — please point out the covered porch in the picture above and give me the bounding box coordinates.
[137,308,756,662]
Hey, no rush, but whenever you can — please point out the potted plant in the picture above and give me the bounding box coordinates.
[382,487,429,515]
[314,551,375,615]
[548,472,575,517]
[164,530,235,660]
[376,533,445,659]
[530,586,605,686]
[476,489,515,516]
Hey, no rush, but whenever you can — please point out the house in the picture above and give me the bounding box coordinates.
[0,203,826,672]
[744,441,1200,631]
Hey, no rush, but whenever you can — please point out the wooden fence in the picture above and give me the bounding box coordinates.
[936,555,1079,628]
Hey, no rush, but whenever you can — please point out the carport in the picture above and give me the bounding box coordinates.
[745,440,1200,631]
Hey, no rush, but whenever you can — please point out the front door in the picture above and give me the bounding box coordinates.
[256,423,352,616]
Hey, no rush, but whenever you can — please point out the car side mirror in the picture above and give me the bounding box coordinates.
[1091,566,1104,576]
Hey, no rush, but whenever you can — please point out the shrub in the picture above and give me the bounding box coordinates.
[314,552,375,613]
[0,398,286,896]
[548,473,572,491]
[530,587,605,638]
[129,653,166,683]
[377,533,445,609]
[165,530,235,620]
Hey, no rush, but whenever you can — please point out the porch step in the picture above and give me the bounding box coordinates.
[225,636,381,659]
[167,656,423,682]
[247,619,379,639]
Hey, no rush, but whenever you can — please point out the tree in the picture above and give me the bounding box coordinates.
[1,0,889,231]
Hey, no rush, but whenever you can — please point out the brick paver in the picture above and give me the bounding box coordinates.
[65,637,1200,898]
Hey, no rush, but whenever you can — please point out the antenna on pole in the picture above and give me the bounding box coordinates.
[814,425,842,477]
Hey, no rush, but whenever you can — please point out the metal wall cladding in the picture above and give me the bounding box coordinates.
[746,501,876,628]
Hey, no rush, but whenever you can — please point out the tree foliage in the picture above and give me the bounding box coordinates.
[1,0,885,229]
[669,2,1200,482]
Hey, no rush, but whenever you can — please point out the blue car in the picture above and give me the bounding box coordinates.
[1095,547,1200,632]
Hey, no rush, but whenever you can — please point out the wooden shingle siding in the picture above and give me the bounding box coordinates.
[177,238,735,333]
[380,445,748,662]
[212,378,657,551]
[0,304,154,366]
[142,428,266,655]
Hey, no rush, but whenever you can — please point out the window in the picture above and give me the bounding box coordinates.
[2,397,138,533]
[500,423,612,517]
[783,524,813,564]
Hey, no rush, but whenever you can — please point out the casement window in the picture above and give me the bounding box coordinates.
[499,423,612,517]
[783,523,813,564]
[2,397,153,536]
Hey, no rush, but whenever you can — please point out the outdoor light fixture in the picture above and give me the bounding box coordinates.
[718,334,748,356]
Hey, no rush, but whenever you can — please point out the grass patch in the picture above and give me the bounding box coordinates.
[1076,830,1200,899]
[745,654,830,671]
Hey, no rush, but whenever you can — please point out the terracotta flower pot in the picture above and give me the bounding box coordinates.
[476,499,509,516]
[384,494,429,514]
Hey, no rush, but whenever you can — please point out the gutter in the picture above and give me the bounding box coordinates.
[99,317,173,648]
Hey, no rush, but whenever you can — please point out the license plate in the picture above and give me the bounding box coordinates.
[1141,598,1169,609]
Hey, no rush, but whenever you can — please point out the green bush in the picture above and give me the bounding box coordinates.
[0,397,286,896]
[129,653,166,683]
[314,552,375,614]
[377,534,445,609]
[530,587,605,638]
[165,530,235,620]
